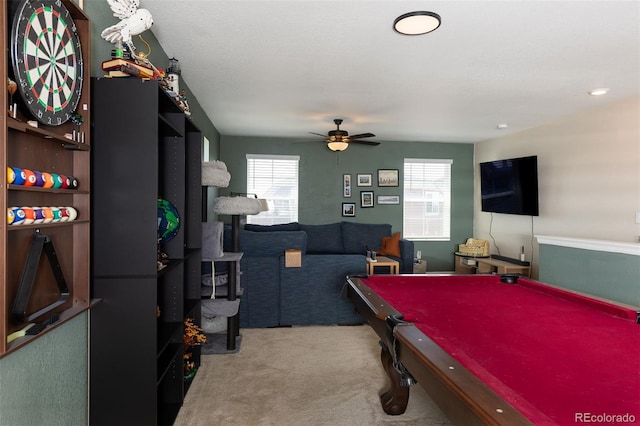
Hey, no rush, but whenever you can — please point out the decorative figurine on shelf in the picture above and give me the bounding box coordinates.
[178,90,192,116]
[157,198,180,243]
[101,0,153,56]
[183,318,206,379]
[71,113,84,143]
[166,58,181,95]
[101,0,164,80]
[7,78,17,119]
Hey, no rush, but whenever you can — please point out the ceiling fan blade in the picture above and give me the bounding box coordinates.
[349,132,376,139]
[350,140,380,146]
[309,132,327,137]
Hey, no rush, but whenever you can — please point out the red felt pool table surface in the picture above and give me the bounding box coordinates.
[357,274,640,425]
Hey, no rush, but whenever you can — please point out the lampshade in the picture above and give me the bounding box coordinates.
[327,141,349,152]
[202,161,231,187]
[257,198,269,212]
[213,196,269,215]
[394,11,441,35]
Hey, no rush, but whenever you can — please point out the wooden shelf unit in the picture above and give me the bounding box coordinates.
[454,253,531,277]
[90,78,202,425]
[1,0,91,357]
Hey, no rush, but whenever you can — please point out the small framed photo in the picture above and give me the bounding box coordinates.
[343,174,351,197]
[342,203,356,217]
[378,169,399,187]
[360,191,374,208]
[378,195,400,205]
[357,173,372,187]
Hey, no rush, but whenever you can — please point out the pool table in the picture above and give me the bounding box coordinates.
[345,274,640,425]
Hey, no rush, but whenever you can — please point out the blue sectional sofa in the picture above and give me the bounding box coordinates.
[216,221,414,328]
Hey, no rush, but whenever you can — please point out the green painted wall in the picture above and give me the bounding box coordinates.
[220,135,475,270]
[539,246,640,306]
[0,313,88,426]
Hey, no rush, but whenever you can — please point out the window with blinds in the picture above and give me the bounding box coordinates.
[246,154,299,225]
[403,158,452,240]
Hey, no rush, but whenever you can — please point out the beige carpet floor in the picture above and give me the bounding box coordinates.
[175,325,451,426]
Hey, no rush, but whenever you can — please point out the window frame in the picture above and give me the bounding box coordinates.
[402,158,453,241]
[246,154,300,225]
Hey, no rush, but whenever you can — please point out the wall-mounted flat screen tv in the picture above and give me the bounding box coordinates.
[480,155,539,216]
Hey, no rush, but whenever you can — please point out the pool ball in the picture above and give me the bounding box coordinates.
[12,168,26,185]
[68,176,79,189]
[52,174,64,189]
[7,167,15,184]
[34,171,45,187]
[10,207,25,225]
[42,172,55,188]
[32,207,45,224]
[58,207,70,222]
[41,207,54,223]
[21,207,35,224]
[7,208,14,225]
[23,169,36,186]
[66,206,78,221]
[51,207,63,222]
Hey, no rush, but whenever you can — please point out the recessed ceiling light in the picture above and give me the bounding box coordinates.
[588,88,609,96]
[393,11,441,35]
[496,123,509,130]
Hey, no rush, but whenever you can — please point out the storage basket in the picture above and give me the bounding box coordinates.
[458,238,490,257]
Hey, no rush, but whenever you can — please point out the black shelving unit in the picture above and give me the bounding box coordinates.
[90,78,202,425]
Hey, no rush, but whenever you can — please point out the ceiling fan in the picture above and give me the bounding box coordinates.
[310,119,380,151]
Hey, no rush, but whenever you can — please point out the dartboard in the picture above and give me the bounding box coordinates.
[10,0,83,126]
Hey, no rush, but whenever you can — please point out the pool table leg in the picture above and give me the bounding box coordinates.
[379,342,410,415]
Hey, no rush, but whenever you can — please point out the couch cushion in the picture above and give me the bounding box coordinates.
[300,223,344,254]
[341,222,392,254]
[377,232,402,258]
[244,222,300,232]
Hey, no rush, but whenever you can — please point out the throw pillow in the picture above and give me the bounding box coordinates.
[377,232,401,258]
[341,222,392,254]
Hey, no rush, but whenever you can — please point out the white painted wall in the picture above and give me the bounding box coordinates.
[474,95,640,278]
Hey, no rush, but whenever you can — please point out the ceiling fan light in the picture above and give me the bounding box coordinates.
[327,141,349,151]
[394,11,441,35]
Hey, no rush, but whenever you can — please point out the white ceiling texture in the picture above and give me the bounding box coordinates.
[144,1,640,144]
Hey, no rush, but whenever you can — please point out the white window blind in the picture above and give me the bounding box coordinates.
[246,154,299,225]
[403,158,452,240]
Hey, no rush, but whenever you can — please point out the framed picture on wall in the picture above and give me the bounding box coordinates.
[342,203,356,217]
[360,191,374,208]
[357,174,372,187]
[343,174,352,197]
[378,195,400,205]
[378,169,399,187]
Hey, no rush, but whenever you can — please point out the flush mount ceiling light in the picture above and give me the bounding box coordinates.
[588,88,609,96]
[393,11,441,35]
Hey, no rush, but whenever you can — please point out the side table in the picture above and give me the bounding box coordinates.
[367,256,400,275]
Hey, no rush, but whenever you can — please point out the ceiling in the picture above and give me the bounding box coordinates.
[144,1,639,144]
